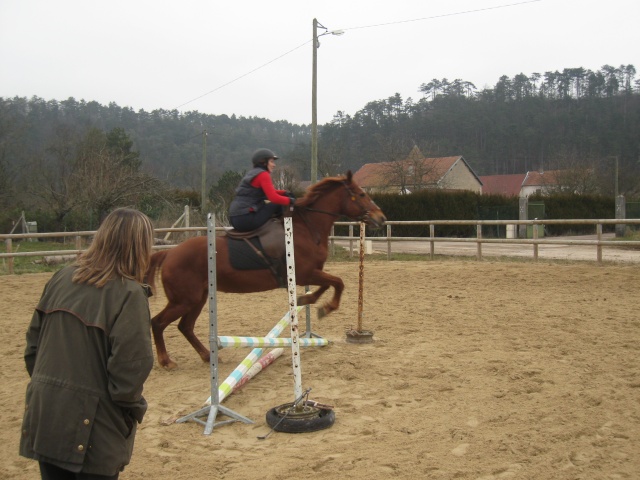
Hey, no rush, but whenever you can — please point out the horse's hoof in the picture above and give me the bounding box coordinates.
[317,307,326,319]
[162,361,178,370]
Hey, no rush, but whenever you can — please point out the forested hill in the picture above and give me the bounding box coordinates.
[319,66,640,190]
[1,64,639,196]
[0,97,311,187]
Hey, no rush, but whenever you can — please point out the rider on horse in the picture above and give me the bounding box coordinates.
[229,148,296,232]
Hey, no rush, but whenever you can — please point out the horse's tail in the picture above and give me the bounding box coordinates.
[145,250,168,294]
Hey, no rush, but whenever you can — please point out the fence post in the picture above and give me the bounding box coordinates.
[476,224,482,260]
[75,235,82,258]
[533,219,539,261]
[386,224,392,260]
[348,224,354,258]
[518,197,528,239]
[429,224,435,260]
[330,225,335,256]
[615,195,625,238]
[596,223,603,263]
[5,239,13,275]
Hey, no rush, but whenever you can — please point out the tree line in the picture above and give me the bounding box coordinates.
[1,63,638,232]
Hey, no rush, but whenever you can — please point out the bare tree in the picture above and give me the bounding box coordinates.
[27,125,82,226]
[0,155,15,211]
[545,149,599,194]
[375,135,415,193]
[71,129,166,221]
[272,164,300,192]
[379,143,445,193]
[318,141,345,178]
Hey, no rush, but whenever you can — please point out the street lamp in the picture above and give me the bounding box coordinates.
[311,18,343,184]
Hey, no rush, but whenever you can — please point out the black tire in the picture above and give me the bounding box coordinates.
[265,403,335,433]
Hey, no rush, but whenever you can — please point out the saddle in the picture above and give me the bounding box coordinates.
[225,218,287,286]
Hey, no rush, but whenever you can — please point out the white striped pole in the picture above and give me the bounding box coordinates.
[218,336,328,348]
[231,348,284,394]
[204,306,302,406]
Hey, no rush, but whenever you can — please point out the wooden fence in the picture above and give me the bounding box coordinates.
[2,219,640,274]
[331,219,640,262]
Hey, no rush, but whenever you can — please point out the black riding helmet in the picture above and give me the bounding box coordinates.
[252,148,278,167]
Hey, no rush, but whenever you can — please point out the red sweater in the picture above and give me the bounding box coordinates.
[251,171,290,206]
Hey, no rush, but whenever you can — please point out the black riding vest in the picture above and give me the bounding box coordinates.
[229,167,269,217]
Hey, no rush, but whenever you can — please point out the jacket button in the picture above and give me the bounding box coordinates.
[83,419,90,425]
[77,445,84,451]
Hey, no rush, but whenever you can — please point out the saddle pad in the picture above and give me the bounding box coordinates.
[228,237,270,271]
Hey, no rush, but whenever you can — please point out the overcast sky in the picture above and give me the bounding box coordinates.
[1,0,638,125]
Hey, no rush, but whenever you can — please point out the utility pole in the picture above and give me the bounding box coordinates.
[311,18,319,185]
[311,19,343,185]
[201,130,207,211]
[614,155,619,198]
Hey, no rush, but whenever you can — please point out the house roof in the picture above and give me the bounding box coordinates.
[353,155,480,189]
[522,170,563,187]
[479,174,526,196]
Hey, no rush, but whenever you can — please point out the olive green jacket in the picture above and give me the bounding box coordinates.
[20,266,154,476]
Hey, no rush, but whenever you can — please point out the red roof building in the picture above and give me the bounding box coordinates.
[352,147,482,194]
[479,174,527,196]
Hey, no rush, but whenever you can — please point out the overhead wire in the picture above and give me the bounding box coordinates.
[174,40,311,111]
[174,0,542,111]
[336,0,541,32]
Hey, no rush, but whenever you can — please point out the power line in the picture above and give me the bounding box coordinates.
[174,0,542,111]
[174,40,311,111]
[337,0,542,32]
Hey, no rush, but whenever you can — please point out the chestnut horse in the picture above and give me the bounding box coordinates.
[146,171,386,369]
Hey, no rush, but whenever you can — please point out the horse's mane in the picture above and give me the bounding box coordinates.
[296,174,348,208]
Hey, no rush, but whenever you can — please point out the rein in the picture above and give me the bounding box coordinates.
[300,206,341,217]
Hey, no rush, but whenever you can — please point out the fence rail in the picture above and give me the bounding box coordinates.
[2,220,640,274]
[330,219,640,262]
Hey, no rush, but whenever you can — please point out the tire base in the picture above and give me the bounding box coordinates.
[265,403,335,433]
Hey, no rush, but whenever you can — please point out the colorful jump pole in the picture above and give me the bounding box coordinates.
[204,306,304,406]
[231,348,284,394]
[218,336,328,348]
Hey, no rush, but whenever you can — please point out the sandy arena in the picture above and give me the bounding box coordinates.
[2,259,639,479]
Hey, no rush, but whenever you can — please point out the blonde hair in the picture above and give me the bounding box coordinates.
[73,208,155,287]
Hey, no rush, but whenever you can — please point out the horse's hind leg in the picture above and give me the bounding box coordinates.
[151,302,191,369]
[177,296,210,364]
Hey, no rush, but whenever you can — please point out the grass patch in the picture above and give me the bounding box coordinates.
[0,241,78,275]
[328,246,526,263]
[612,229,640,250]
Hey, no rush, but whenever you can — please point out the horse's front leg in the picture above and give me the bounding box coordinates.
[299,270,344,318]
[297,285,329,307]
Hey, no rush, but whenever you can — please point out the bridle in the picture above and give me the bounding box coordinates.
[297,181,372,244]
[340,181,372,222]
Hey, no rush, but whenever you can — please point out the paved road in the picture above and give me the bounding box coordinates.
[338,233,640,263]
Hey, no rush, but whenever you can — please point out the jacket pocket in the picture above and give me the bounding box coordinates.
[22,381,99,466]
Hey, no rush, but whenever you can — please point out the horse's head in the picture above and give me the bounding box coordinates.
[297,171,386,228]
[340,171,386,228]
